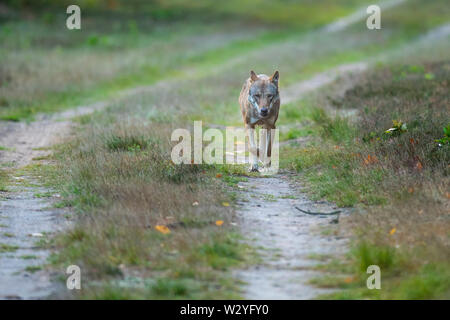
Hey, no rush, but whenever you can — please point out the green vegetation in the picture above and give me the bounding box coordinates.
[6,0,447,122]
[34,191,53,198]
[0,0,366,121]
[20,255,38,260]
[25,265,43,273]
[283,61,449,206]
[312,244,450,300]
[283,61,450,299]
[0,243,19,253]
[0,169,8,191]
[2,232,14,238]
[43,119,256,298]
[1,0,363,27]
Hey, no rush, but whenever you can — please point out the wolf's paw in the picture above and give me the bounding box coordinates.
[260,164,276,174]
[261,161,271,168]
[248,164,259,172]
[258,167,269,174]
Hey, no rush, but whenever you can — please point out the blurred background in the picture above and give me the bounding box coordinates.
[1,0,447,122]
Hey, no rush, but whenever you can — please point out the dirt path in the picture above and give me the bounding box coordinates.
[235,175,348,299]
[0,183,68,299]
[231,65,365,299]
[0,115,73,298]
[0,118,78,298]
[0,87,128,299]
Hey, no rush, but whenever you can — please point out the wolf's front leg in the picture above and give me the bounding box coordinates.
[261,128,271,168]
[259,129,267,166]
[247,127,259,172]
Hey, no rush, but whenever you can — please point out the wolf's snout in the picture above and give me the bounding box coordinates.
[260,108,268,116]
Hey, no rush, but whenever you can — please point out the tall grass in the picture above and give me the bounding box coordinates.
[284,61,450,299]
[0,168,8,191]
[47,119,253,298]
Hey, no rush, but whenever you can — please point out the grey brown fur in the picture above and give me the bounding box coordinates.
[239,70,280,172]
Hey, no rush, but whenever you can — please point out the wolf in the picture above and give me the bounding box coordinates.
[239,70,280,172]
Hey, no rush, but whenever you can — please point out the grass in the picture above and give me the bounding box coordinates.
[2,232,14,238]
[0,169,8,191]
[34,192,53,198]
[0,19,259,120]
[0,0,366,121]
[25,265,43,273]
[314,244,450,299]
[282,60,450,299]
[42,120,256,298]
[0,243,19,253]
[2,0,364,28]
[5,0,445,122]
[20,255,38,260]
[285,61,449,206]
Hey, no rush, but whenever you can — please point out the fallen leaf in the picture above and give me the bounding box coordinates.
[344,277,353,283]
[216,173,222,178]
[416,161,423,171]
[222,202,230,207]
[390,228,396,235]
[363,154,378,165]
[215,220,224,226]
[155,225,170,234]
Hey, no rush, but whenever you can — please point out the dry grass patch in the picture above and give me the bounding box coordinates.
[284,61,450,299]
[49,120,252,299]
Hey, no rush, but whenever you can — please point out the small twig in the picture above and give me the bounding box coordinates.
[295,206,341,215]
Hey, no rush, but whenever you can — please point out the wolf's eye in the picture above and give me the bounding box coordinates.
[267,94,273,99]
[254,94,261,99]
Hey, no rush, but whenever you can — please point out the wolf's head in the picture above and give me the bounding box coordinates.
[248,70,279,118]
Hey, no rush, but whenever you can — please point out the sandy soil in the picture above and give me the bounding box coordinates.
[235,175,349,299]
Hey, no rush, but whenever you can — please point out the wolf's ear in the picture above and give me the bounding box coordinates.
[250,70,259,82]
[270,71,279,87]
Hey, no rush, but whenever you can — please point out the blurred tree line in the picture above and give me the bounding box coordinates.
[1,0,364,27]
[3,0,183,14]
